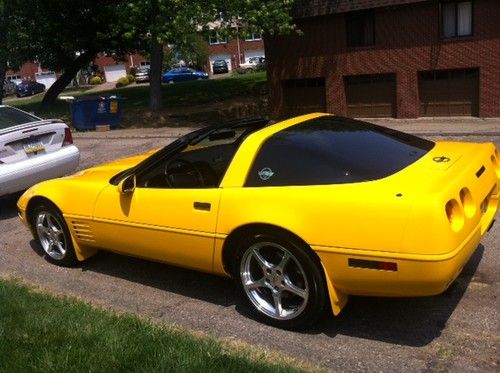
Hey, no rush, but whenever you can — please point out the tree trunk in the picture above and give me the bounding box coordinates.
[149,35,163,112]
[0,4,7,105]
[41,50,96,108]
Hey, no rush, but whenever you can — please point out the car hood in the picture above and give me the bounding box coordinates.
[18,149,159,217]
[65,149,158,182]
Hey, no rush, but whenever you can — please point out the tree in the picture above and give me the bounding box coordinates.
[121,0,296,111]
[2,1,295,110]
[0,0,27,104]
[1,0,135,107]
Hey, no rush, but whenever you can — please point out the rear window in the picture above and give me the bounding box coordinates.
[245,116,434,186]
[0,107,39,130]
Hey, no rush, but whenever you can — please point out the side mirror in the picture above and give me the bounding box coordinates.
[117,174,136,194]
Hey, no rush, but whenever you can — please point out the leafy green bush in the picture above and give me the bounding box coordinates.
[127,74,135,83]
[115,77,130,88]
[89,76,102,85]
[129,66,137,76]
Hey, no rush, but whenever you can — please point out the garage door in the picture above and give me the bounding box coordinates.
[283,78,326,117]
[35,71,57,89]
[244,49,264,63]
[104,64,127,82]
[344,74,396,117]
[209,54,232,72]
[418,68,479,116]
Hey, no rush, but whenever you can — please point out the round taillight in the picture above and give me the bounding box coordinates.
[459,187,475,218]
[445,199,464,231]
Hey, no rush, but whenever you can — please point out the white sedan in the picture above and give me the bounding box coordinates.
[0,105,79,197]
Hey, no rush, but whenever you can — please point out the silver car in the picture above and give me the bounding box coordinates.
[135,67,150,83]
[2,80,16,96]
[0,105,80,197]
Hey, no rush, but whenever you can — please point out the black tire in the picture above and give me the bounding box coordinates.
[31,203,78,267]
[233,230,327,329]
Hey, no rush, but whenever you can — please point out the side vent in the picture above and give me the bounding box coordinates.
[71,221,95,243]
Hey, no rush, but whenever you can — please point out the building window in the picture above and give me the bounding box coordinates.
[441,1,472,38]
[245,32,262,41]
[208,32,227,45]
[346,10,374,48]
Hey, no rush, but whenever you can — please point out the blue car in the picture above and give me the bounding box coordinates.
[162,67,208,84]
[16,80,46,97]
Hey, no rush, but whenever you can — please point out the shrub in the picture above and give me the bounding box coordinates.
[127,74,135,83]
[115,77,130,88]
[89,76,102,85]
[129,66,137,76]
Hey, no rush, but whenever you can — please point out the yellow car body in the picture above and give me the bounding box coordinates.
[17,113,499,328]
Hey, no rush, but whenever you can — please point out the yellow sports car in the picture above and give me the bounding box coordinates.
[17,113,499,328]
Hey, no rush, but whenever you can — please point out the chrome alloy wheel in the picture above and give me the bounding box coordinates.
[240,242,309,320]
[35,211,68,260]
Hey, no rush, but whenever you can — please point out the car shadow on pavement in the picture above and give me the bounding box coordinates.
[0,195,21,220]
[28,238,483,347]
[310,245,484,346]
[80,250,239,307]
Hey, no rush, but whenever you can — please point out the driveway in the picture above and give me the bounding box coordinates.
[0,124,498,372]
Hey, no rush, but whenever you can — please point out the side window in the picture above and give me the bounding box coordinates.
[136,124,267,189]
[245,117,433,187]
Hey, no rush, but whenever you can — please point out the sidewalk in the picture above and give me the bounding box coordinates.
[368,117,500,135]
[72,116,500,140]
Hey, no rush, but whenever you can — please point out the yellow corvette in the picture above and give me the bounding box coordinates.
[17,113,499,328]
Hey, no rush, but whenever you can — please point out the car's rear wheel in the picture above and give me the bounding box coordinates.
[234,231,327,329]
[32,203,77,266]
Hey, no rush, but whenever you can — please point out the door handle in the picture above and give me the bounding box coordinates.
[193,202,211,211]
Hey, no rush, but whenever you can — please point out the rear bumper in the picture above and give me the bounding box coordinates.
[0,145,80,196]
[315,214,494,297]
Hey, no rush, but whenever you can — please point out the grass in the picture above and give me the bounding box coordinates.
[5,72,268,124]
[0,278,314,373]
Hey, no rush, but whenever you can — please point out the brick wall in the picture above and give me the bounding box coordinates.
[267,0,500,118]
[207,38,264,70]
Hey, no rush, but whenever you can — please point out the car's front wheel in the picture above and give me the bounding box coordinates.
[32,203,77,267]
[234,231,327,329]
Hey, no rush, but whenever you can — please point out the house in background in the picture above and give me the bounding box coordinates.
[265,0,500,118]
[206,23,265,73]
[5,62,57,88]
[94,53,148,82]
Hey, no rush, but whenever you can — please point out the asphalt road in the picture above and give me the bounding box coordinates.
[1,131,498,372]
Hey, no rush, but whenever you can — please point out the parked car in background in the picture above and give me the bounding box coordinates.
[2,80,16,96]
[0,105,79,197]
[161,67,209,83]
[16,113,499,329]
[135,67,150,83]
[238,57,265,73]
[15,80,46,97]
[212,60,229,74]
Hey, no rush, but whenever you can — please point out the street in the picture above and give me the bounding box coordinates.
[0,128,498,372]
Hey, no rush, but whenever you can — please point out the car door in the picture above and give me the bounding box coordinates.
[92,147,223,273]
[93,183,220,272]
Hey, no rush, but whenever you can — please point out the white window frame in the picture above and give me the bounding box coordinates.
[209,32,227,45]
[245,32,262,41]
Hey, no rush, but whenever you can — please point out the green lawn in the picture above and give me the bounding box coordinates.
[5,72,267,124]
[0,278,316,372]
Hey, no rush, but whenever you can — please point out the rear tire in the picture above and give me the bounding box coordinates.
[32,203,77,267]
[233,231,327,329]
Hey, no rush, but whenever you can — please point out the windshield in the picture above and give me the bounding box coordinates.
[0,106,40,130]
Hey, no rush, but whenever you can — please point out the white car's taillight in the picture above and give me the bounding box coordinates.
[63,128,73,146]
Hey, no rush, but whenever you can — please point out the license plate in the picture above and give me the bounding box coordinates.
[24,142,45,154]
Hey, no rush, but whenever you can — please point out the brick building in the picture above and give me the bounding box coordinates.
[207,29,265,73]
[266,0,500,118]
